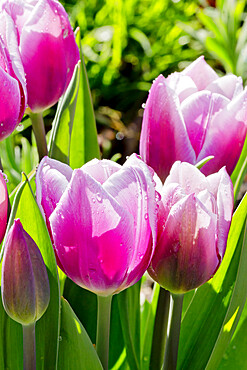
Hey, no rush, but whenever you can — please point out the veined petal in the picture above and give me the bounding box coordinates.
[82,158,121,184]
[139,75,195,182]
[36,156,73,220]
[49,169,134,296]
[181,91,229,157]
[182,56,218,90]
[198,88,247,175]
[206,74,243,99]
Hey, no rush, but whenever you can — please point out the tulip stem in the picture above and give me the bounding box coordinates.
[96,295,112,370]
[163,293,184,370]
[29,112,48,161]
[149,287,170,370]
[22,322,36,370]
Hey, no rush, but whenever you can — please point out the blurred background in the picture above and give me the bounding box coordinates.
[2,0,247,190]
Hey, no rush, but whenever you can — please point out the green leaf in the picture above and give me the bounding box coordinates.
[117,281,141,370]
[178,193,247,369]
[49,32,100,168]
[195,156,214,170]
[15,177,60,370]
[58,297,103,370]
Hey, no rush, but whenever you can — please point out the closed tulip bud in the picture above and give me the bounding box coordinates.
[140,56,247,181]
[36,154,158,296]
[1,0,80,113]
[0,11,27,140]
[148,161,234,294]
[1,219,50,325]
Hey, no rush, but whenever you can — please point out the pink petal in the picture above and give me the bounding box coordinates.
[149,194,218,293]
[103,154,158,287]
[82,158,121,184]
[182,56,218,90]
[139,75,195,182]
[198,88,247,175]
[36,156,73,221]
[181,91,229,157]
[166,72,198,102]
[49,169,134,296]
[206,74,243,100]
[0,171,8,243]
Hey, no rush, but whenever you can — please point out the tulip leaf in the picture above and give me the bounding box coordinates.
[195,156,214,170]
[177,193,247,369]
[49,32,100,168]
[58,297,103,370]
[15,177,60,370]
[117,281,141,370]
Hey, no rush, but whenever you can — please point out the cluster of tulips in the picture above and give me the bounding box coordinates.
[0,1,246,369]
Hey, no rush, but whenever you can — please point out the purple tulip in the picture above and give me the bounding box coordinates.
[140,56,247,182]
[1,219,50,325]
[1,0,80,113]
[148,161,234,293]
[0,11,27,140]
[36,154,158,296]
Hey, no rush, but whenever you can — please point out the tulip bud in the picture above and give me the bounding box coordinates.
[1,0,80,113]
[148,161,234,294]
[1,219,50,325]
[140,56,247,181]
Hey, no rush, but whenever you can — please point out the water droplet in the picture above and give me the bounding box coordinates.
[155,191,161,202]
[144,213,148,220]
[144,195,148,200]
[96,192,102,202]
[59,336,62,341]
[63,29,69,39]
[0,123,3,127]
[92,197,96,203]
[142,103,146,109]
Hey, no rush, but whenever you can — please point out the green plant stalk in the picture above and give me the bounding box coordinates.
[96,295,112,370]
[23,322,36,370]
[163,293,184,370]
[29,112,48,161]
[150,287,170,370]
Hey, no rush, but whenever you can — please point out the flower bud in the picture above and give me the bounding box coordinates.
[1,219,50,325]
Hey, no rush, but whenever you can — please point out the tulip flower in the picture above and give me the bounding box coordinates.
[1,0,80,113]
[1,219,50,325]
[0,170,8,243]
[0,11,27,140]
[140,56,247,182]
[36,154,158,296]
[148,161,234,294]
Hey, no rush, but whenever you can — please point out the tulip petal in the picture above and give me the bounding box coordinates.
[207,167,233,257]
[140,75,195,182]
[149,194,218,293]
[103,154,158,287]
[36,156,73,220]
[49,169,134,296]
[206,74,243,100]
[82,158,121,184]
[0,171,8,243]
[197,88,247,175]
[166,72,198,102]
[181,91,229,157]
[182,56,218,90]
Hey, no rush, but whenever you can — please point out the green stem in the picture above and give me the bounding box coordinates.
[163,294,184,370]
[150,287,170,370]
[96,295,112,370]
[23,322,36,370]
[29,112,48,161]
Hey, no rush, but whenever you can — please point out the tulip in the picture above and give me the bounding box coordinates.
[1,219,50,325]
[0,11,27,140]
[148,161,234,294]
[36,154,158,296]
[0,170,8,243]
[140,56,247,182]
[1,0,80,113]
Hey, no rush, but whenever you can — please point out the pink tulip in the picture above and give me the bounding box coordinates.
[140,56,247,182]
[1,219,50,325]
[1,0,80,113]
[148,161,234,293]
[0,170,8,243]
[0,11,27,140]
[36,154,158,296]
